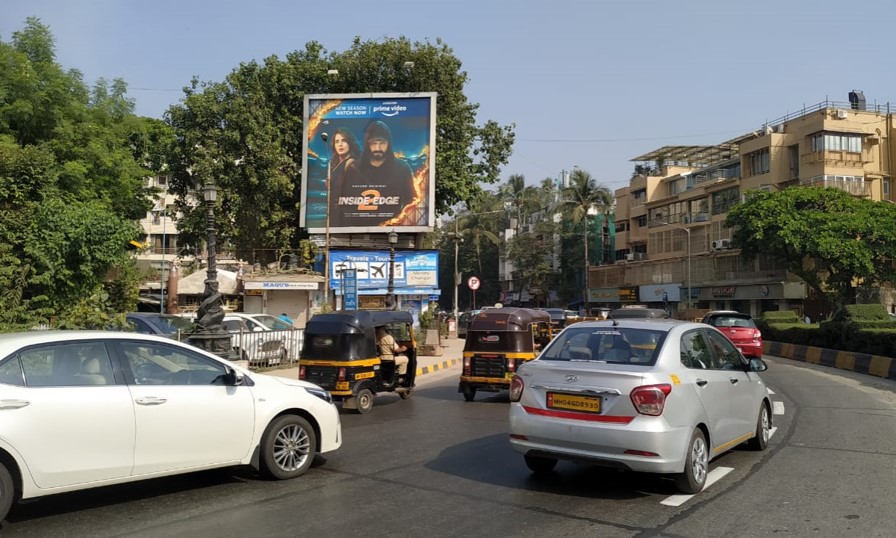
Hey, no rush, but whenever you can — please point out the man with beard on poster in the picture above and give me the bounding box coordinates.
[340,120,415,226]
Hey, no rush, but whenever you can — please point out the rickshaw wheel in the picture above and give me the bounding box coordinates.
[355,388,374,414]
[398,388,412,400]
[462,384,476,402]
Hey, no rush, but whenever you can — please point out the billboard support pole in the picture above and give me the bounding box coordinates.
[321,129,332,309]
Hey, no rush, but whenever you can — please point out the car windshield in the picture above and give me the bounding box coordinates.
[250,315,291,330]
[708,315,755,328]
[147,315,195,334]
[539,325,666,365]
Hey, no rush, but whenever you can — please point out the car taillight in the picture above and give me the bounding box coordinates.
[509,375,524,402]
[337,367,346,381]
[753,330,762,342]
[299,366,306,380]
[463,357,471,376]
[630,384,672,416]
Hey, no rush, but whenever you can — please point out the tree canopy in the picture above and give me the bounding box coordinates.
[726,187,896,311]
[165,36,515,265]
[0,18,158,327]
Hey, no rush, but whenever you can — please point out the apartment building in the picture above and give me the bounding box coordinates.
[590,92,896,319]
[134,174,183,310]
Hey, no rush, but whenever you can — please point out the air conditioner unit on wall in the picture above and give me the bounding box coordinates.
[710,240,721,251]
[836,109,848,120]
[625,253,635,261]
[719,239,732,249]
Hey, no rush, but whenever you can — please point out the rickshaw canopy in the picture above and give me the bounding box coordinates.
[463,307,552,354]
[302,310,414,362]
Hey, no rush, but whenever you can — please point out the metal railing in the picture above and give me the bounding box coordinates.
[763,99,894,128]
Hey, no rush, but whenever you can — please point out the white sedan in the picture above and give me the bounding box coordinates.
[509,319,771,493]
[0,330,342,521]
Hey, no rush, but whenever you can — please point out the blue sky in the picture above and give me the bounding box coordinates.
[3,0,895,193]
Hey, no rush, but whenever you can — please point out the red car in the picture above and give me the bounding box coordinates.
[700,311,764,358]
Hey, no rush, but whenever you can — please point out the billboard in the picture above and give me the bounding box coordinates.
[301,93,437,234]
[329,250,439,293]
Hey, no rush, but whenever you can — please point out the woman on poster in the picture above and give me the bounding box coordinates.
[328,126,362,222]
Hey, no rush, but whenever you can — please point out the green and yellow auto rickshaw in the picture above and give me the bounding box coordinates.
[299,310,417,414]
[458,307,552,401]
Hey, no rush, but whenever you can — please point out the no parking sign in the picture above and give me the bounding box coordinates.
[467,276,481,290]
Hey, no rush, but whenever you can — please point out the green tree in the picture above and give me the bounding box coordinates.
[0,18,150,327]
[725,187,896,312]
[556,169,613,302]
[165,36,515,265]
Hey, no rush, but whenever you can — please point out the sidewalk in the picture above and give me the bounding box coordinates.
[268,334,466,380]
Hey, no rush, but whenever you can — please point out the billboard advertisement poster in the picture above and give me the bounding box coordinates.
[301,93,437,234]
[329,250,438,292]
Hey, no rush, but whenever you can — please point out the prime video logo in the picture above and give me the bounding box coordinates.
[373,102,407,117]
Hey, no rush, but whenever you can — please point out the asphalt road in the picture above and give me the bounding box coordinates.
[3,356,895,537]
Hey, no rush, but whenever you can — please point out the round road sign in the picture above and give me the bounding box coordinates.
[467,276,481,290]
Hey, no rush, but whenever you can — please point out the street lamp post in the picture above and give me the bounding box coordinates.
[387,230,398,310]
[188,182,232,359]
[668,223,692,311]
[452,218,463,327]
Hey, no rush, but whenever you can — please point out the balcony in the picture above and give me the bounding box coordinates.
[800,176,871,197]
[800,150,872,167]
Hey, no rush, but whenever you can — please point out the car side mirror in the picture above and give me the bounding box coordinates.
[224,367,244,386]
[749,358,768,372]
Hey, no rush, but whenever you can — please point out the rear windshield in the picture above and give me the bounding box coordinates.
[149,316,194,334]
[540,326,667,365]
[707,315,755,328]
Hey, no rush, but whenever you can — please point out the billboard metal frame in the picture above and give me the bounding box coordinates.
[300,92,437,234]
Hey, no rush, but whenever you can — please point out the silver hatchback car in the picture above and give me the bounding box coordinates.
[508,318,771,493]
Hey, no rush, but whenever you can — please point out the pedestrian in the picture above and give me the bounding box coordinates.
[279,312,294,326]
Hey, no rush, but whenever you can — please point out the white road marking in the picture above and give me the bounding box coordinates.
[767,388,775,395]
[773,401,785,415]
[661,466,734,506]
[768,426,777,439]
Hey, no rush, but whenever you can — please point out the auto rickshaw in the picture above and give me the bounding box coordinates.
[458,307,552,401]
[299,310,417,414]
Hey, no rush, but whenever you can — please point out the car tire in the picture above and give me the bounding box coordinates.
[524,454,557,475]
[462,384,476,402]
[260,415,316,480]
[355,388,374,414]
[675,428,708,494]
[1,460,16,522]
[748,403,770,451]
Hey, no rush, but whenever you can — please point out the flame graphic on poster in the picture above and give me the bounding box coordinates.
[383,145,429,227]
[308,100,341,142]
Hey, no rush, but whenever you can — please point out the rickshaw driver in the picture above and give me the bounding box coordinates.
[376,326,409,380]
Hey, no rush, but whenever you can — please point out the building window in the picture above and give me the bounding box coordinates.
[746,148,770,176]
[711,187,740,215]
[809,133,862,153]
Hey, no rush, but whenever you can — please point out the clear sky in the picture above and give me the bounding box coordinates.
[3,0,895,194]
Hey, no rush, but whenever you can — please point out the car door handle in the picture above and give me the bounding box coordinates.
[729,378,739,384]
[135,397,167,406]
[695,379,708,387]
[0,399,30,409]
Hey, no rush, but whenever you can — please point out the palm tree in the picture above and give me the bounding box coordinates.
[500,174,527,234]
[458,193,504,277]
[556,169,613,308]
